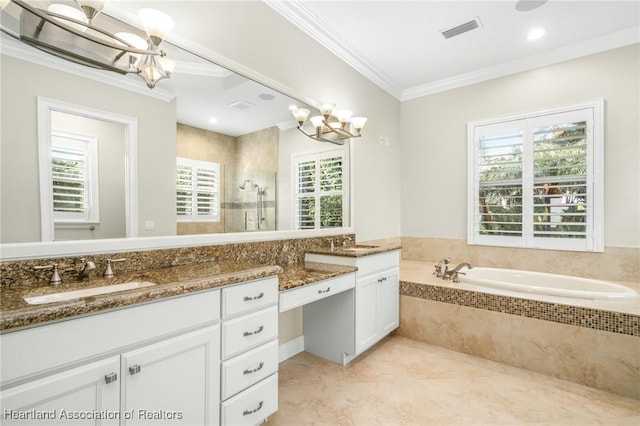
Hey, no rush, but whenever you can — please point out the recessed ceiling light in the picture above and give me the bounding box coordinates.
[527,27,546,40]
[209,117,218,124]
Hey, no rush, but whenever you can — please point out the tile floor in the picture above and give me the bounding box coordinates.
[266,335,640,426]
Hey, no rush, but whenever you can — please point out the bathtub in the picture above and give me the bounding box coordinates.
[459,266,638,300]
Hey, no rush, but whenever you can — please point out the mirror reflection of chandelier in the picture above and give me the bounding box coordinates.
[290,103,367,145]
[2,0,176,89]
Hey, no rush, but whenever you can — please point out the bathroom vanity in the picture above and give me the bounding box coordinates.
[0,266,281,426]
[0,241,400,425]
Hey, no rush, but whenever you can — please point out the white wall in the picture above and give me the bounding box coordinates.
[401,44,640,248]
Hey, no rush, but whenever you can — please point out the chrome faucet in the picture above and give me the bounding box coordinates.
[433,257,451,277]
[443,262,472,283]
[78,258,96,280]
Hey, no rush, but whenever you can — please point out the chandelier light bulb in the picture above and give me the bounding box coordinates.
[291,108,310,125]
[351,117,368,132]
[75,0,105,23]
[319,102,335,119]
[138,8,175,47]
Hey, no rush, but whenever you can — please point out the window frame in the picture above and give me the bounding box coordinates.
[467,100,604,252]
[176,157,221,222]
[291,147,349,230]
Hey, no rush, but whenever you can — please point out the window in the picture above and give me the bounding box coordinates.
[293,149,349,230]
[51,132,99,224]
[176,157,220,222]
[467,100,603,252]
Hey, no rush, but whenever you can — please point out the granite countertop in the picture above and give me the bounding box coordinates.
[0,259,359,332]
[306,243,401,257]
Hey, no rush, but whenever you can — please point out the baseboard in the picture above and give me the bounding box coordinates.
[279,335,304,363]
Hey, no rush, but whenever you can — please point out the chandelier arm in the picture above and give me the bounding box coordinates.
[13,0,161,56]
[321,118,357,139]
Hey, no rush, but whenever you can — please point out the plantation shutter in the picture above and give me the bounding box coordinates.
[468,101,602,252]
[532,121,588,240]
[477,129,524,237]
[51,132,99,224]
[295,160,316,229]
[52,147,87,217]
[176,158,220,221]
[293,149,348,230]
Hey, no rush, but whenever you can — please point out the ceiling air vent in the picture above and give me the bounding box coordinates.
[441,17,482,39]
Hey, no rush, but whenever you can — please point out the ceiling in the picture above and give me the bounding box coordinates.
[266,0,640,100]
[3,1,638,133]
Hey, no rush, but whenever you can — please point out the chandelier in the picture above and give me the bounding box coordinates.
[2,0,176,89]
[290,103,367,145]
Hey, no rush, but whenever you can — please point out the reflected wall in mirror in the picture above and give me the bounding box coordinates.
[0,15,351,245]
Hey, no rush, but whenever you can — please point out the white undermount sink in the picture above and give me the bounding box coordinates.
[24,281,157,305]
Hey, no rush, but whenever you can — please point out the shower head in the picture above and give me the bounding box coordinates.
[238,180,251,190]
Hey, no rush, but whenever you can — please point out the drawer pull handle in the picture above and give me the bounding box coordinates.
[377,277,387,283]
[317,287,331,294]
[104,373,118,384]
[243,362,264,375]
[243,401,264,416]
[243,325,264,337]
[129,364,141,375]
[243,292,264,302]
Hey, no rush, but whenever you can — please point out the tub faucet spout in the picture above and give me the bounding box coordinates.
[443,262,472,283]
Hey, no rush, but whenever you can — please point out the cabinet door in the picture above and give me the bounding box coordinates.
[121,325,220,426]
[0,356,120,426]
[377,268,399,336]
[355,273,379,354]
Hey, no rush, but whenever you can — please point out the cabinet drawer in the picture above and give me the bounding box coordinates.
[222,277,279,319]
[222,306,278,359]
[221,373,278,426]
[1,289,220,386]
[221,340,278,400]
[279,273,355,312]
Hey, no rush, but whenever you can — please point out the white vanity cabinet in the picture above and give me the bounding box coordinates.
[1,288,222,425]
[305,250,400,360]
[219,277,279,426]
[121,326,220,426]
[0,356,121,426]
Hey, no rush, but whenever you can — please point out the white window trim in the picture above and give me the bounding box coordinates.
[291,147,350,230]
[467,99,604,252]
[51,131,100,224]
[176,157,221,222]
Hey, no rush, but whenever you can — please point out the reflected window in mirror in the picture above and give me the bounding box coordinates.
[293,147,349,230]
[176,157,221,222]
[51,131,100,225]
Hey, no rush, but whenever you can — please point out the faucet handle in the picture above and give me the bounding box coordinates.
[104,258,126,278]
[34,263,63,286]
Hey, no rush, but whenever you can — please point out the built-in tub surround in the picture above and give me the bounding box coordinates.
[402,236,639,283]
[399,260,640,399]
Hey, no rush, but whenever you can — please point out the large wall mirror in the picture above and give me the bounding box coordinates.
[0,3,353,258]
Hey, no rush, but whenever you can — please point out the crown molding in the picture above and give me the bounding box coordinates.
[0,33,175,102]
[264,0,403,100]
[401,26,640,101]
